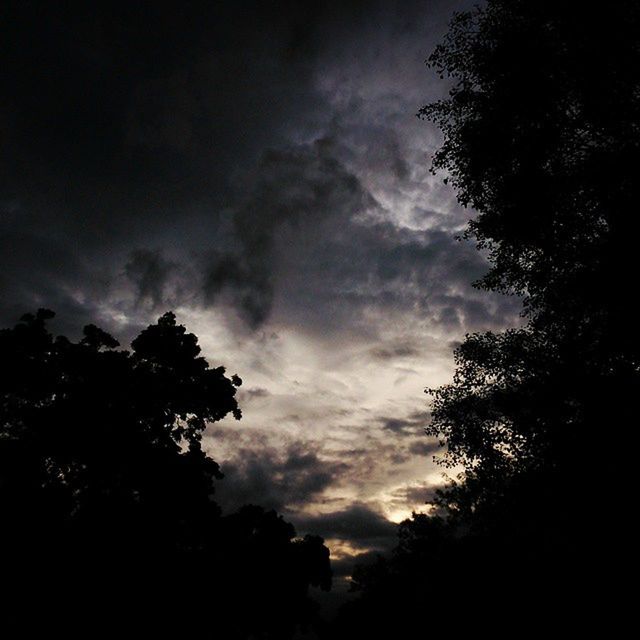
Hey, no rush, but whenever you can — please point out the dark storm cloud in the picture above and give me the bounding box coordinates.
[243,387,271,400]
[407,438,442,457]
[370,341,422,360]
[256,171,520,334]
[2,1,329,202]
[125,249,179,309]
[378,410,430,437]
[201,141,380,327]
[393,482,439,505]
[0,0,508,344]
[0,1,335,323]
[214,442,350,514]
[0,211,114,336]
[0,0,496,335]
[294,503,397,551]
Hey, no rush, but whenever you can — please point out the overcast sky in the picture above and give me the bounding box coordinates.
[1,0,519,584]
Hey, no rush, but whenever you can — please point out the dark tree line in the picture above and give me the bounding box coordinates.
[332,1,638,635]
[0,310,330,638]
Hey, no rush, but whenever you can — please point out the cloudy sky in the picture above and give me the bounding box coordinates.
[1,0,519,585]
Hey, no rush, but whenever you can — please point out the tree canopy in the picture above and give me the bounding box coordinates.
[332,1,638,634]
[420,0,639,518]
[1,309,241,556]
[0,309,331,638]
[420,0,640,330]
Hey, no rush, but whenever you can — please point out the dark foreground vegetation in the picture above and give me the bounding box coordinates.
[2,0,638,636]
[0,310,330,637]
[332,1,638,635]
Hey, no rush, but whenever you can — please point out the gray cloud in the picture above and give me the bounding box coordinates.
[201,141,380,327]
[407,438,443,457]
[0,1,332,324]
[243,387,271,400]
[0,0,507,338]
[214,441,350,514]
[265,202,520,337]
[390,482,439,507]
[125,249,179,309]
[294,503,398,552]
[378,411,430,437]
[370,341,422,361]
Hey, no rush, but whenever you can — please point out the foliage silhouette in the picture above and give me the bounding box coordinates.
[0,310,331,638]
[330,1,639,634]
[421,0,639,533]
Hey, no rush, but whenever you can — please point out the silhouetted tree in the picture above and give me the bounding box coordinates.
[420,0,640,534]
[216,505,332,639]
[421,1,640,329]
[0,310,330,638]
[330,2,638,634]
[0,309,240,557]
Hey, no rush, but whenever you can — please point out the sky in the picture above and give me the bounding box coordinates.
[1,0,519,586]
